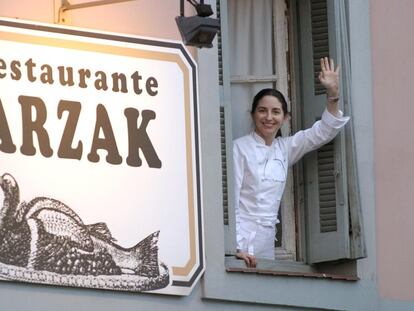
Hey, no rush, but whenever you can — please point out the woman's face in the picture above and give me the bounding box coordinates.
[252,95,287,144]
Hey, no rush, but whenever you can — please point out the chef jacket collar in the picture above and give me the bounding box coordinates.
[251,131,275,147]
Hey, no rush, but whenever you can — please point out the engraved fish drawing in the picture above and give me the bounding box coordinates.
[0,173,169,291]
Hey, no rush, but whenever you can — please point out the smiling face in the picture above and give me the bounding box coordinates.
[252,95,287,145]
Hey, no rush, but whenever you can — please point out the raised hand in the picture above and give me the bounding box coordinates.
[318,57,339,96]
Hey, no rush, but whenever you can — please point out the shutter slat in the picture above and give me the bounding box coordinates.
[318,163,334,171]
[320,213,336,219]
[319,176,335,183]
[318,156,334,163]
[321,225,337,233]
[320,194,335,202]
[320,201,336,209]
[319,188,334,195]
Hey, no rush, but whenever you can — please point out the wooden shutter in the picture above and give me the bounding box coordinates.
[217,0,236,254]
[336,0,366,260]
[298,0,352,263]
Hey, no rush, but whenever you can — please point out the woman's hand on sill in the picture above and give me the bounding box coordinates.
[235,251,257,268]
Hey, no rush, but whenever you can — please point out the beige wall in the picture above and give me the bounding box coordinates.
[0,0,195,41]
[371,0,414,301]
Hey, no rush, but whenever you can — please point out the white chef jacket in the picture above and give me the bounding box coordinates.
[233,109,350,257]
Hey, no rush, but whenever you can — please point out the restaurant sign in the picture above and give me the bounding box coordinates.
[0,18,203,296]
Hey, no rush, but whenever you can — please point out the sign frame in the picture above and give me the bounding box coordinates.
[0,17,204,296]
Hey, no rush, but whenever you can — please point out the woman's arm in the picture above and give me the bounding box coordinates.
[319,57,340,117]
[285,110,349,165]
[285,58,349,165]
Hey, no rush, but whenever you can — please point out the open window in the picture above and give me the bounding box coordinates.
[218,0,366,273]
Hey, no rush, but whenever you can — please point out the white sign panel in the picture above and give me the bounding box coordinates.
[0,18,203,296]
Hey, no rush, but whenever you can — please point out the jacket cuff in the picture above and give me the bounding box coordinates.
[322,108,350,129]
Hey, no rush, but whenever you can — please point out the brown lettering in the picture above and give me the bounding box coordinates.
[78,69,91,88]
[0,98,16,153]
[95,71,108,91]
[146,77,158,96]
[58,66,74,86]
[25,58,36,82]
[0,58,6,79]
[124,108,161,168]
[40,64,54,84]
[10,60,21,80]
[87,104,122,165]
[57,100,83,160]
[111,73,128,93]
[19,95,53,157]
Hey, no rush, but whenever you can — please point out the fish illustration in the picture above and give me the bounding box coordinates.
[0,173,167,282]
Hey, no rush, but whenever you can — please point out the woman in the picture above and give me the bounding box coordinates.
[233,58,349,267]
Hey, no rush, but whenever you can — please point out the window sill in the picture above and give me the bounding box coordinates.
[225,257,359,281]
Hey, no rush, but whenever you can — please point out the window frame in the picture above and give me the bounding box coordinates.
[221,0,364,271]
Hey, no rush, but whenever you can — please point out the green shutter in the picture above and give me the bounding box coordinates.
[337,0,367,260]
[298,0,355,264]
[217,0,236,254]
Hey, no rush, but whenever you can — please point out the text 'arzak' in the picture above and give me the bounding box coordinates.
[0,96,162,168]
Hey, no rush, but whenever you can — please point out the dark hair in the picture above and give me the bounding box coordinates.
[251,88,289,116]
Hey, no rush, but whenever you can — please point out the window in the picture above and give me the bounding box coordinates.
[219,0,296,261]
[219,0,366,272]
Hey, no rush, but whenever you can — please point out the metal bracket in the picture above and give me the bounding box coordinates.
[55,0,71,24]
[55,0,137,24]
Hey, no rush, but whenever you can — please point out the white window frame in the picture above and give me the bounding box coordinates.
[221,0,365,269]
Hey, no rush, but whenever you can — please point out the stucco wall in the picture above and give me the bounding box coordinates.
[371,0,414,302]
